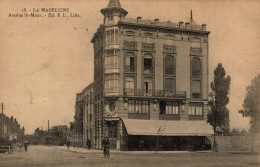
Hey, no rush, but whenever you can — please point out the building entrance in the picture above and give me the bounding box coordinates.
[107,121,117,150]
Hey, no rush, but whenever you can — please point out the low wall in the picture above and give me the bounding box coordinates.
[207,136,231,152]
[208,133,260,152]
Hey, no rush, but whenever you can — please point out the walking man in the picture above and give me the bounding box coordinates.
[24,140,28,151]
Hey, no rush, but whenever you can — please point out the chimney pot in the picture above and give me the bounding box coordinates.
[185,22,190,28]
[179,21,184,28]
[202,24,207,30]
[137,16,142,23]
[154,18,159,25]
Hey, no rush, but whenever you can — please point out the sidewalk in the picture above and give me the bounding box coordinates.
[51,146,210,155]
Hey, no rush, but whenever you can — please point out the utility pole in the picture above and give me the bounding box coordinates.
[1,103,3,114]
[48,120,50,132]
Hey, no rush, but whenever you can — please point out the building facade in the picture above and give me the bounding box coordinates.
[82,0,213,150]
[0,113,25,142]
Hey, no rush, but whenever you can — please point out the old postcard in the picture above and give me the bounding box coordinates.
[0,0,259,166]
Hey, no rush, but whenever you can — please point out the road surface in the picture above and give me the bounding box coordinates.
[0,145,259,167]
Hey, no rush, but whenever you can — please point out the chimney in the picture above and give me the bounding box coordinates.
[48,120,50,132]
[185,22,190,28]
[1,103,3,114]
[137,16,142,23]
[179,21,184,28]
[202,24,207,31]
[154,18,159,25]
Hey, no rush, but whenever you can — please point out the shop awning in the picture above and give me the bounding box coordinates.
[122,119,213,136]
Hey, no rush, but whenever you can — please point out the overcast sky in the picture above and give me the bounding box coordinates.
[0,0,259,134]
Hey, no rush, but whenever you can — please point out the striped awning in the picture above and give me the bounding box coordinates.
[122,118,213,136]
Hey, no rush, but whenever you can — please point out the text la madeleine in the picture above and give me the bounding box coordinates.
[32,8,70,12]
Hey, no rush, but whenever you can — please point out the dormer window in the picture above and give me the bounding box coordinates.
[107,13,113,21]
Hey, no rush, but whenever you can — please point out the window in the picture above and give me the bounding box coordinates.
[165,78,175,93]
[125,53,135,72]
[191,58,201,77]
[105,50,119,69]
[160,101,179,114]
[128,100,150,114]
[189,103,203,115]
[105,74,119,93]
[106,29,118,44]
[144,78,153,95]
[191,80,201,98]
[107,14,113,21]
[143,54,153,74]
[165,55,175,75]
[125,76,135,89]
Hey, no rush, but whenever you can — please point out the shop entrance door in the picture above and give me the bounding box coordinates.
[108,121,117,150]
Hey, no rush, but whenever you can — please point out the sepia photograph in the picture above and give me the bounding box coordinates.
[0,0,259,166]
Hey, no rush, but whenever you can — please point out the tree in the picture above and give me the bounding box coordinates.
[207,63,231,152]
[239,74,260,152]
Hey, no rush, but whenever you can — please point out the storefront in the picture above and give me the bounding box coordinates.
[122,119,213,151]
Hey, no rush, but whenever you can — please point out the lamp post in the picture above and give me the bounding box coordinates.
[156,124,165,152]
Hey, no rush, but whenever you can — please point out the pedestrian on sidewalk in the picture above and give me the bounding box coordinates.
[87,139,91,149]
[24,140,28,151]
[66,140,70,149]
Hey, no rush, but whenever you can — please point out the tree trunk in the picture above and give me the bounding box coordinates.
[213,127,218,152]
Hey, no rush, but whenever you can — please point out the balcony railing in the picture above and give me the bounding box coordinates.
[124,88,186,98]
[125,65,135,72]
[191,93,201,99]
[190,47,202,56]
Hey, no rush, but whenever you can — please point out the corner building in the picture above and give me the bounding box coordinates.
[89,0,213,150]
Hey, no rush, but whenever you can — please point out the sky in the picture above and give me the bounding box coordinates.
[0,0,259,134]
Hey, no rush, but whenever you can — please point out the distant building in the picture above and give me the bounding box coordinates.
[0,113,25,142]
[78,0,216,150]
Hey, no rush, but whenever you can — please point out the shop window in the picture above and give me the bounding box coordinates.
[160,101,179,115]
[189,103,203,115]
[128,100,150,114]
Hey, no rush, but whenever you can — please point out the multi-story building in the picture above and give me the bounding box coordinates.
[82,0,214,150]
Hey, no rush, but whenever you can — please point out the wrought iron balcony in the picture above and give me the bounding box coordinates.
[124,88,186,98]
[125,65,135,72]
